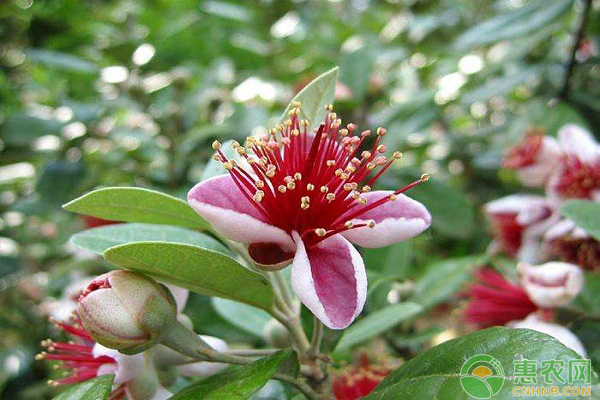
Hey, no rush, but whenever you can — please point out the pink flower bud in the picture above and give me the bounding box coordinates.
[77,271,177,354]
[503,130,561,188]
[518,262,583,309]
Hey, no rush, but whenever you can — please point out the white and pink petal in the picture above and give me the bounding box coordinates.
[188,175,294,249]
[290,232,366,329]
[341,191,431,248]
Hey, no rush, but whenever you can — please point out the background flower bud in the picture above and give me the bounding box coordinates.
[519,262,584,308]
[78,270,177,354]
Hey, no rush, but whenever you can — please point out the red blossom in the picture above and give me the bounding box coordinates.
[332,356,395,400]
[463,268,537,328]
[37,319,125,400]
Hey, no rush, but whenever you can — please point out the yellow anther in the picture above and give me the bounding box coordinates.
[362,185,371,192]
[339,129,349,136]
[367,220,376,228]
[278,185,287,193]
[361,151,372,159]
[266,169,276,178]
[358,197,367,204]
[223,162,233,170]
[325,104,333,110]
[236,147,246,155]
[366,163,376,170]
[335,169,343,177]
[420,173,430,181]
[301,203,310,210]
[253,193,263,202]
[389,194,397,201]
[344,221,354,228]
[294,172,302,180]
[326,193,336,201]
[284,119,292,126]
[393,151,403,159]
[340,173,349,180]
[301,119,309,127]
[212,140,222,150]
[301,196,310,203]
[326,160,336,167]
[212,154,222,161]
[255,180,265,188]
[232,141,240,148]
[377,127,387,136]
[320,185,329,193]
[287,181,296,190]
[306,183,315,191]
[344,182,358,191]
[376,144,386,153]
[291,129,300,136]
[315,228,327,236]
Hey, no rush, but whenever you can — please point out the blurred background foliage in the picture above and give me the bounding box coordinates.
[0,0,598,398]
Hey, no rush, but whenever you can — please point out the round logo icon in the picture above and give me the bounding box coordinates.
[460,354,505,399]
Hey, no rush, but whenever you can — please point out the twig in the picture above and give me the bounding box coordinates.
[309,317,323,357]
[559,0,593,100]
[274,373,321,400]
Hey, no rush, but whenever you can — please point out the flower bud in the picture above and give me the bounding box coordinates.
[77,271,177,354]
[518,262,584,308]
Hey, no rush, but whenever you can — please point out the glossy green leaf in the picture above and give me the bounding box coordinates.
[560,200,600,241]
[410,256,482,309]
[64,187,209,230]
[170,350,291,400]
[104,242,274,310]
[366,327,597,399]
[212,297,271,337]
[339,43,374,101]
[455,0,573,50]
[71,223,228,255]
[53,374,114,400]
[336,302,423,351]
[279,67,339,132]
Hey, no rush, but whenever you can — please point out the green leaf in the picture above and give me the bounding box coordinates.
[71,223,228,255]
[170,351,290,400]
[0,113,64,146]
[573,273,600,315]
[366,327,597,399]
[212,297,271,338]
[560,200,600,241]
[339,43,375,101]
[37,161,86,207]
[104,242,274,311]
[278,67,339,132]
[455,0,574,50]
[27,49,98,73]
[53,374,114,400]
[461,67,540,105]
[64,187,210,230]
[409,179,475,239]
[410,256,482,309]
[336,302,423,351]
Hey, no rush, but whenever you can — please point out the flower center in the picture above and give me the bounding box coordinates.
[212,103,427,246]
[554,156,600,199]
[503,130,544,168]
[79,275,111,300]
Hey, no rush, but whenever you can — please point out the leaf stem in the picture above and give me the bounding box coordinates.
[274,374,320,400]
[273,270,295,311]
[309,316,324,357]
[559,0,593,100]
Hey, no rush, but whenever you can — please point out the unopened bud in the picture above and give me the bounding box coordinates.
[77,271,177,354]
